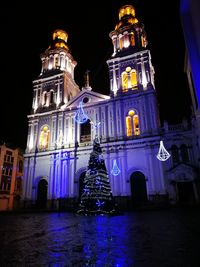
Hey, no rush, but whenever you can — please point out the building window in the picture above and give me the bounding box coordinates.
[119,35,123,49]
[126,110,140,137]
[171,145,179,164]
[130,32,135,46]
[39,125,50,150]
[122,72,128,92]
[50,91,54,105]
[121,67,137,92]
[43,92,47,105]
[130,70,137,88]
[0,176,11,191]
[180,144,189,162]
[80,119,91,143]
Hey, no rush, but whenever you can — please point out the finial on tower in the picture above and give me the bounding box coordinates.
[83,69,92,90]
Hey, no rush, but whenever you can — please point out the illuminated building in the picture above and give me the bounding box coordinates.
[23,5,200,210]
[180,0,200,162]
[0,144,24,210]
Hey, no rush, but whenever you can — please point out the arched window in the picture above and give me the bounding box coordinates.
[121,67,137,92]
[119,35,123,49]
[130,69,137,88]
[171,145,179,164]
[141,36,145,47]
[50,91,54,105]
[43,92,47,105]
[126,110,140,137]
[39,125,50,150]
[180,144,189,162]
[122,72,128,92]
[130,32,135,46]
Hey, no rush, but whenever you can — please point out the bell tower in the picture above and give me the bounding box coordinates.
[107,4,160,134]
[32,29,80,114]
[26,29,80,153]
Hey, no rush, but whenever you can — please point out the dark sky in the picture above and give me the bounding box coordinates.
[0,1,192,150]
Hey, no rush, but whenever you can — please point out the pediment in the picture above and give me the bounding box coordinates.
[61,88,110,111]
[167,163,198,182]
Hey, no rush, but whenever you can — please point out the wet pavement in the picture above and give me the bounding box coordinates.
[0,206,200,267]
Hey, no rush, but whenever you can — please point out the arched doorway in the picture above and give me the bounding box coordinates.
[79,172,86,200]
[37,179,48,208]
[177,181,195,205]
[130,171,147,206]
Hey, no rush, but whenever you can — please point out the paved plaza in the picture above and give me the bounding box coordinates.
[0,206,200,266]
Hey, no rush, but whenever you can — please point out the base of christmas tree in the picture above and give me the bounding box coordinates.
[76,208,120,216]
[76,197,120,216]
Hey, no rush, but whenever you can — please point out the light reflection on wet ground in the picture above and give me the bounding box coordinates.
[0,206,200,266]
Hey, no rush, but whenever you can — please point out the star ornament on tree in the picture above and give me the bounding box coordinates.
[156,140,171,161]
[96,199,105,208]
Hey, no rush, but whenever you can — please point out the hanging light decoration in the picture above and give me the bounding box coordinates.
[90,121,101,130]
[111,159,121,176]
[74,101,88,124]
[156,140,171,161]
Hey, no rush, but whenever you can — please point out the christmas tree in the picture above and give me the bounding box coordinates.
[76,136,118,215]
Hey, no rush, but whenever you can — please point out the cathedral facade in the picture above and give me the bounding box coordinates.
[23,5,200,210]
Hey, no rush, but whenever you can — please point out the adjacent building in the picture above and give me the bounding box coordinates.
[180,0,200,161]
[23,4,200,210]
[0,144,24,210]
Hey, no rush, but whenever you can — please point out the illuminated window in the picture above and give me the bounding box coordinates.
[126,110,140,136]
[39,126,50,150]
[133,115,140,135]
[130,70,137,88]
[55,42,68,50]
[121,67,137,92]
[122,72,128,92]
[55,56,59,67]
[130,32,135,46]
[141,36,146,47]
[124,34,130,48]
[126,116,132,136]
[119,35,123,49]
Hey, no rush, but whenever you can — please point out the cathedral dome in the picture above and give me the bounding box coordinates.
[115,5,138,30]
[47,29,69,51]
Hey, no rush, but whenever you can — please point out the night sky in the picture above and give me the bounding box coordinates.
[0,1,192,150]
